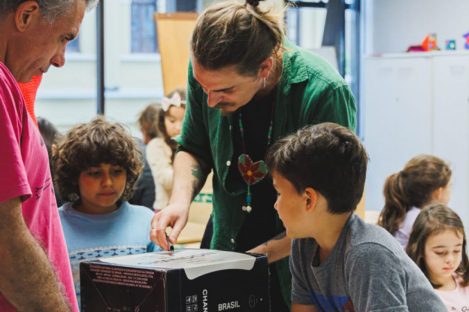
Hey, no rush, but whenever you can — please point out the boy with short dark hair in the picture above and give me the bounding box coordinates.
[265,122,445,312]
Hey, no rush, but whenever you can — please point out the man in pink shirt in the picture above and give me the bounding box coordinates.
[0,1,97,311]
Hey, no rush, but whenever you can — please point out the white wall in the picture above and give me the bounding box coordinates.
[361,1,469,226]
[363,0,469,55]
[36,1,164,137]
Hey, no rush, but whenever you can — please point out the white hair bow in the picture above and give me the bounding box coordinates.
[161,93,186,112]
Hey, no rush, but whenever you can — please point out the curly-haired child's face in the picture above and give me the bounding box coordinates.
[77,163,127,214]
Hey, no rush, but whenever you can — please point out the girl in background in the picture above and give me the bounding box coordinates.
[378,154,451,248]
[147,88,186,210]
[407,204,469,311]
[138,103,160,145]
[129,104,160,209]
[55,117,156,305]
[37,116,64,206]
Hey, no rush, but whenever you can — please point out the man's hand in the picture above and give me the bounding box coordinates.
[150,203,190,250]
[150,150,210,250]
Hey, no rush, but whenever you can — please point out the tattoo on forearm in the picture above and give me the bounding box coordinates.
[190,165,206,195]
[191,165,204,181]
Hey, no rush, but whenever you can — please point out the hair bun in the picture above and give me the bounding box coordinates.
[246,0,262,7]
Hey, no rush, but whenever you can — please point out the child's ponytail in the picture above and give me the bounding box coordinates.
[378,172,408,234]
[378,155,451,235]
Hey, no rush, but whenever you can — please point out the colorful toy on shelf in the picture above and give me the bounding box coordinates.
[445,39,456,50]
[407,33,440,53]
[463,33,469,49]
[422,33,439,51]
[407,45,425,52]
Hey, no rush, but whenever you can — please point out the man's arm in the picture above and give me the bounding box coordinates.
[0,197,70,311]
[150,150,210,249]
[248,232,291,263]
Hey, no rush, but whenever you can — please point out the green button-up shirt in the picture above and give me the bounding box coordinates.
[180,42,357,305]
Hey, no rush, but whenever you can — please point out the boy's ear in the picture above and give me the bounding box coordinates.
[304,187,318,211]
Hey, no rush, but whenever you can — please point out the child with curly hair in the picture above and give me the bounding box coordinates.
[55,117,156,305]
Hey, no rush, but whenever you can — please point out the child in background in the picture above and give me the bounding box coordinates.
[37,116,63,157]
[138,103,160,145]
[407,204,469,311]
[128,135,156,210]
[55,117,156,305]
[266,122,445,311]
[133,104,160,210]
[129,105,160,210]
[378,155,452,248]
[37,116,64,206]
[147,88,186,210]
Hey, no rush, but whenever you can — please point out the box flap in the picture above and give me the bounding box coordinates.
[98,249,257,280]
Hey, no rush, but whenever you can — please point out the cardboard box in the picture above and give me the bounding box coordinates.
[80,249,270,312]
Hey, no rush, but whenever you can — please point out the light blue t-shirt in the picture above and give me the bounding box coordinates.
[59,201,156,307]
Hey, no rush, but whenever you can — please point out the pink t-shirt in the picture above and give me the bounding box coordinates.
[435,275,469,312]
[0,62,78,311]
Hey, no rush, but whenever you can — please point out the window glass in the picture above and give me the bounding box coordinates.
[36,0,199,139]
[131,0,158,53]
[67,36,80,53]
[36,11,97,134]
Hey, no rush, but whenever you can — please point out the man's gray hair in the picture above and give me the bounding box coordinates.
[0,0,98,22]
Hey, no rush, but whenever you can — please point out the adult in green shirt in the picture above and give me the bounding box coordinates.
[151,0,356,310]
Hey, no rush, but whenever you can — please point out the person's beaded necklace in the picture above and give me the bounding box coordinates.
[237,101,275,213]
